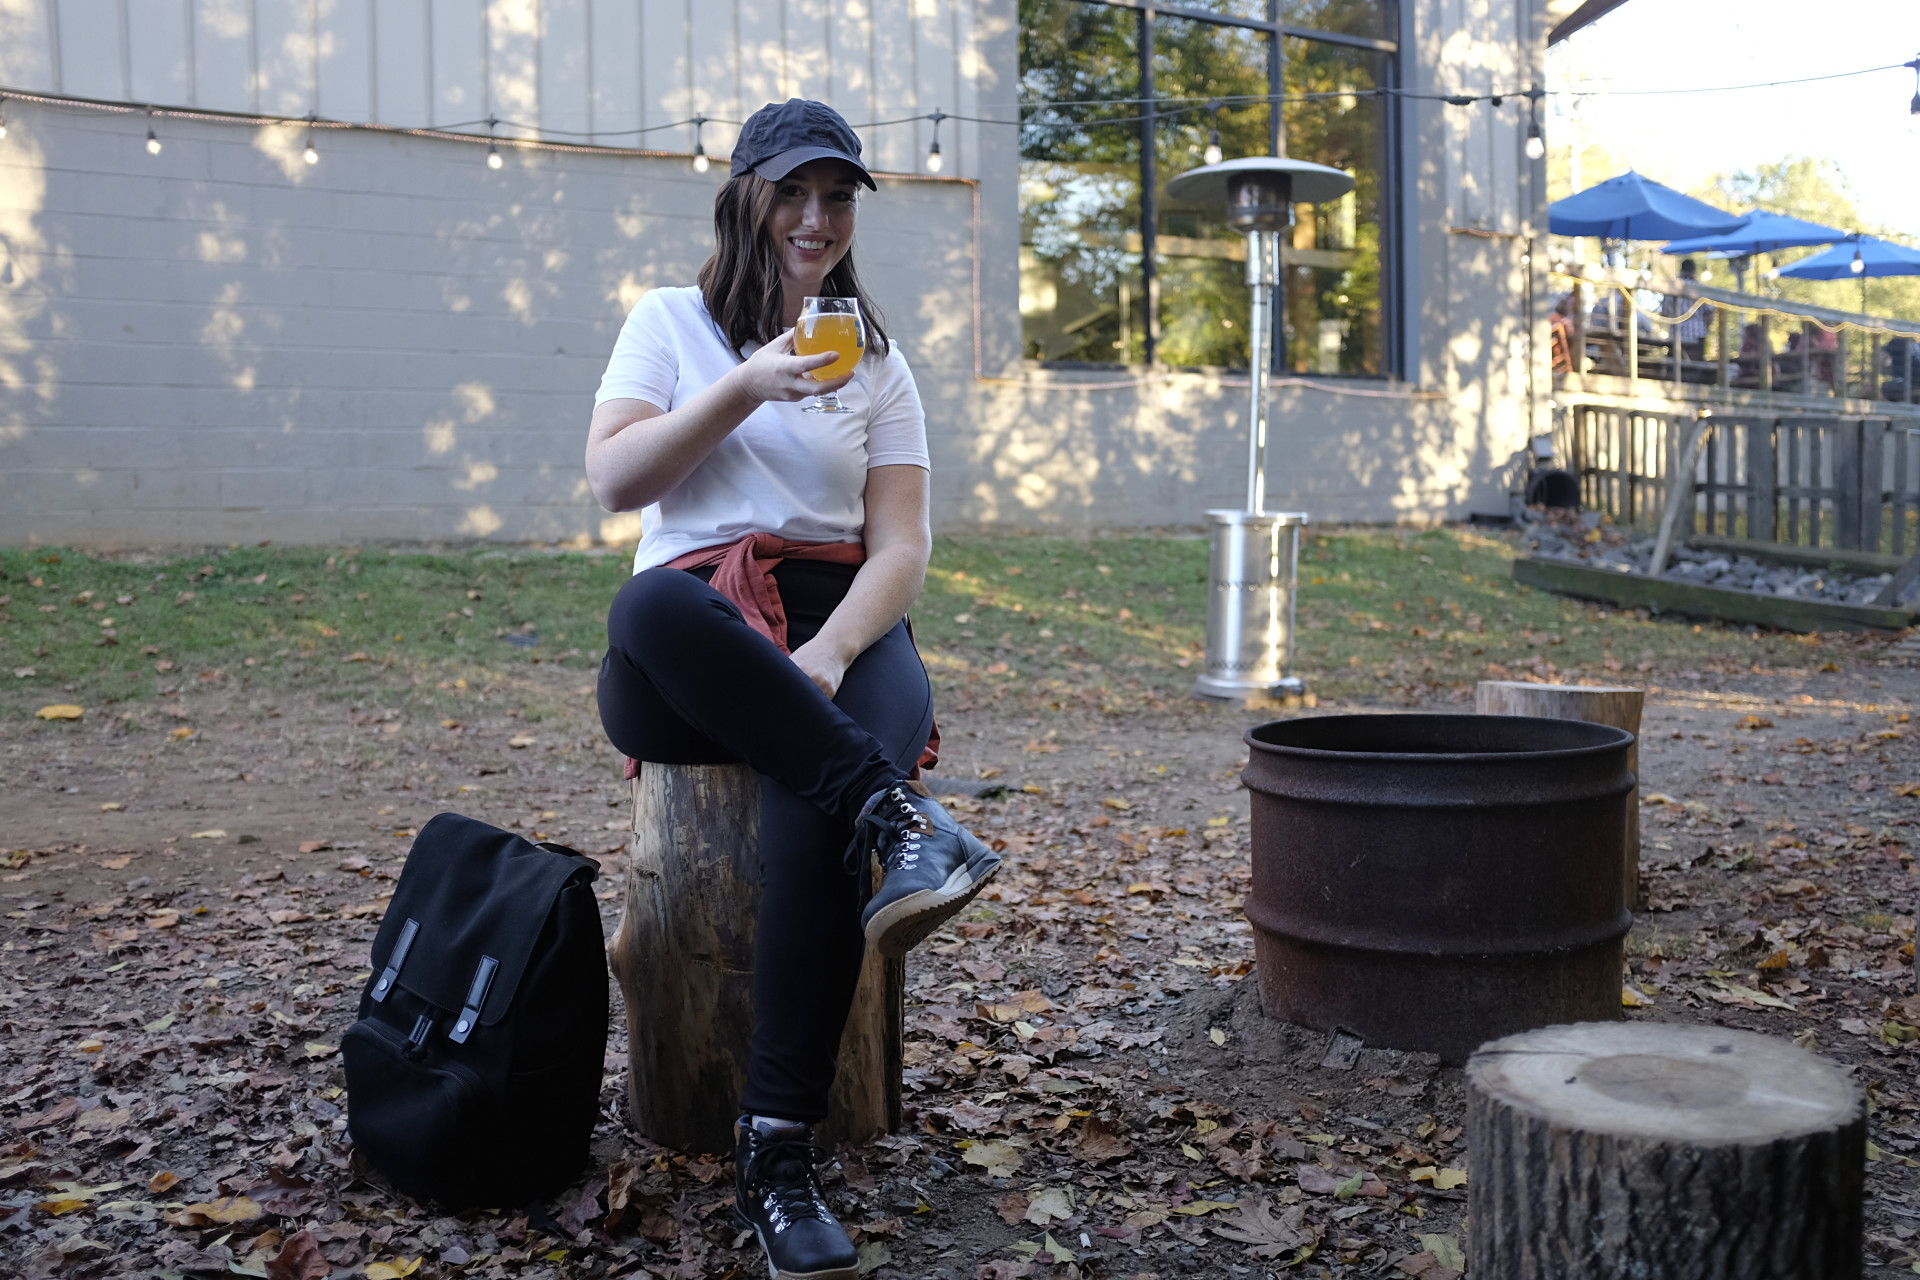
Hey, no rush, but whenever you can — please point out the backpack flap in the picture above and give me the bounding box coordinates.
[366,813,598,1031]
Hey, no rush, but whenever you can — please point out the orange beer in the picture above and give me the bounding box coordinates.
[795,313,864,381]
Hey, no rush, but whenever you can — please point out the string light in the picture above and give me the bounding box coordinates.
[690,114,710,173]
[301,114,318,165]
[1851,247,1866,275]
[1202,101,1222,166]
[925,109,946,174]
[0,96,9,140]
[485,115,502,168]
[145,112,161,155]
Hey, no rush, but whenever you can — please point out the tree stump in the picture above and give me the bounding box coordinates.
[606,762,903,1155]
[1467,1021,1864,1279]
[1476,681,1644,905]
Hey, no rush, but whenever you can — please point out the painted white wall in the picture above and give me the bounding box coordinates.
[0,0,1552,547]
[0,0,988,179]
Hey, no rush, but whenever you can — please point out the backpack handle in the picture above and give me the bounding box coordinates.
[371,917,420,1002]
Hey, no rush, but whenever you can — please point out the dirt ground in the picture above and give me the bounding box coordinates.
[6,642,1920,1278]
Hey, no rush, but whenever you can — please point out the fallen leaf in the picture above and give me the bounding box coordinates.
[298,840,332,854]
[961,1140,1024,1178]
[855,1240,891,1275]
[508,735,537,749]
[1297,1164,1342,1195]
[35,704,84,720]
[1024,1187,1074,1225]
[148,1172,180,1194]
[168,726,195,741]
[1170,1199,1237,1216]
[101,855,131,870]
[993,1191,1030,1226]
[1073,1116,1134,1164]
[1209,1027,1227,1046]
[144,1012,176,1032]
[166,1195,264,1226]
[1213,1200,1316,1259]
[1416,1234,1466,1271]
[189,829,227,840]
[304,1042,339,1059]
[146,909,180,930]
[365,1260,422,1280]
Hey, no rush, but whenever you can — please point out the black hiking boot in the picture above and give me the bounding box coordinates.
[852,783,1002,958]
[733,1118,857,1280]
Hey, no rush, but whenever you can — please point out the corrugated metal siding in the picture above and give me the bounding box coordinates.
[0,0,988,177]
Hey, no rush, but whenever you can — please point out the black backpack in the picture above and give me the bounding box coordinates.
[343,813,609,1209]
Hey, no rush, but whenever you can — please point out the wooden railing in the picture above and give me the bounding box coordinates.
[1550,268,1920,412]
[1560,404,1920,559]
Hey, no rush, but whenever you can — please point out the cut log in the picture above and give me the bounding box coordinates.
[1468,1021,1864,1280]
[606,761,902,1155]
[1476,681,1644,906]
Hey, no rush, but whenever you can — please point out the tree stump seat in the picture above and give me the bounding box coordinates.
[606,761,903,1155]
[1476,680,1645,905]
[1467,1021,1863,1279]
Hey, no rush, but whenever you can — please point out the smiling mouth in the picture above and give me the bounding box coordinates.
[790,238,831,251]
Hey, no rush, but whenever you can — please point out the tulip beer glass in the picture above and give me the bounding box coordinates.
[794,296,864,413]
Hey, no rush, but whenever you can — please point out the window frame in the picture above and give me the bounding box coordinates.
[1020,0,1402,379]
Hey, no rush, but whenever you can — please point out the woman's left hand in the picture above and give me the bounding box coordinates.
[789,638,850,700]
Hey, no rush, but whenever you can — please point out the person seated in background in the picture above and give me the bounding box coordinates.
[1884,336,1917,403]
[1662,259,1712,362]
[1587,290,1653,336]
[1784,326,1839,389]
[1549,292,1576,373]
[1733,322,1765,385]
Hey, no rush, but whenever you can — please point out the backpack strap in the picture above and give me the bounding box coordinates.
[448,955,499,1045]
[371,917,421,1003]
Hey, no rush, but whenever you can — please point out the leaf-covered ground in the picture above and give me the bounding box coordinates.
[4,531,1920,1278]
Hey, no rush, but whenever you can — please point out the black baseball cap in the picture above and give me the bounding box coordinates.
[731,98,876,191]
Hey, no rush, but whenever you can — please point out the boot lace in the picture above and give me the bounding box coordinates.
[744,1133,836,1235]
[845,785,933,876]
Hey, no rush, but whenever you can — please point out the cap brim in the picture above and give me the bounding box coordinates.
[752,145,877,190]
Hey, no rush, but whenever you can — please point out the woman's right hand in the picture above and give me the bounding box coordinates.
[732,329,856,404]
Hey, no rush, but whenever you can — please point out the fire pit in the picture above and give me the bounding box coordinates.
[1242,714,1635,1062]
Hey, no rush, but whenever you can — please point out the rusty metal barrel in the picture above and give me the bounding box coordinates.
[1242,713,1635,1063]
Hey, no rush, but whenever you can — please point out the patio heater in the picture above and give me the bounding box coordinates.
[1164,157,1355,700]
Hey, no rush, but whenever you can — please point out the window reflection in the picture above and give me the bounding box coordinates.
[1281,37,1387,376]
[1017,0,1393,376]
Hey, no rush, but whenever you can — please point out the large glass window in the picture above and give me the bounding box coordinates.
[1018,0,1397,376]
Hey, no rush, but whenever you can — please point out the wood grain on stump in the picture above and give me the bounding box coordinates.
[1476,681,1645,905]
[606,762,903,1155]
[1467,1022,1864,1279]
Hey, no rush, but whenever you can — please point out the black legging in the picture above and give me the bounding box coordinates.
[597,559,932,1123]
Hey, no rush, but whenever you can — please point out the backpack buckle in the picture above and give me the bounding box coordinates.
[371,917,420,1003]
[447,955,499,1044]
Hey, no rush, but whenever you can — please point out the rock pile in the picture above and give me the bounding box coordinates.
[1524,512,1918,607]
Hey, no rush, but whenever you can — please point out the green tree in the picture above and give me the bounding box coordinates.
[1691,157,1920,323]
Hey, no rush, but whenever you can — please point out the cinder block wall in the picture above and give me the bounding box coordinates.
[0,101,983,548]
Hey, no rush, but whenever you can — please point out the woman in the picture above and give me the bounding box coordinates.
[585,99,999,1280]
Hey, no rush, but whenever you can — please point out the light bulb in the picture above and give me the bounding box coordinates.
[303,139,318,165]
[0,120,8,140]
[146,128,161,156]
[1911,90,1919,115]
[925,140,943,174]
[1203,127,1222,166]
[1851,249,1865,275]
[692,145,709,173]
[1525,124,1545,161]
[487,139,502,169]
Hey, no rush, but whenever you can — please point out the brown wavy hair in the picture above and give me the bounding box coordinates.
[697,171,891,359]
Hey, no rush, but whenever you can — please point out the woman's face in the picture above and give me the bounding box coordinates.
[765,160,861,293]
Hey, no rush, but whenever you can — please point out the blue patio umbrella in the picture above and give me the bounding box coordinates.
[1776,235,1920,280]
[1660,210,1849,257]
[1548,170,1745,241]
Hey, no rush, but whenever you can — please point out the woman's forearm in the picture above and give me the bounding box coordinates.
[586,371,761,512]
[811,543,928,665]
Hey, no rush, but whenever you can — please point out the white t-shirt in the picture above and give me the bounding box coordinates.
[594,286,930,573]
